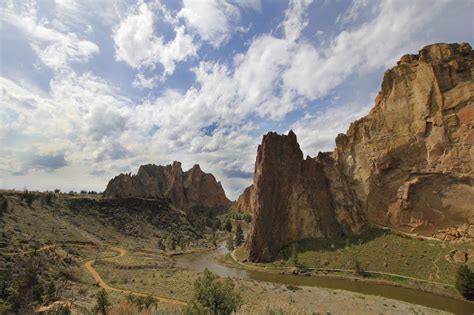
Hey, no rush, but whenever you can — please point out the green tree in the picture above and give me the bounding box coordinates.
[8,262,44,312]
[93,289,110,315]
[157,239,166,251]
[224,219,232,232]
[234,224,244,247]
[456,265,474,300]
[185,269,241,315]
[226,235,234,252]
[352,258,364,277]
[290,243,299,267]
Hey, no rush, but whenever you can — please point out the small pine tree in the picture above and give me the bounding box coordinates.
[93,289,110,315]
[234,224,244,247]
[157,239,166,251]
[226,235,234,252]
[456,265,474,300]
[291,243,299,267]
[225,219,232,232]
[352,258,364,276]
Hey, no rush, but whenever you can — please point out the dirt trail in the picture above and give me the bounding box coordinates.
[84,246,186,306]
[5,242,187,307]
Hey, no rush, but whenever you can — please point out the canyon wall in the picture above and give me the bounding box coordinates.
[104,161,230,211]
[245,42,473,262]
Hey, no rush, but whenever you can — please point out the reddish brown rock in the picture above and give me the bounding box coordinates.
[104,161,230,210]
[246,131,364,262]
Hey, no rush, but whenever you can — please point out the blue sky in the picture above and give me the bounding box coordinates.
[0,0,472,199]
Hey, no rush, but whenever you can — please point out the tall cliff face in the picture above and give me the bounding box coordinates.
[104,161,230,210]
[245,42,473,262]
[334,42,473,232]
[234,185,255,213]
[246,131,365,262]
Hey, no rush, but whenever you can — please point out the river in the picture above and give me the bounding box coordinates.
[175,243,474,314]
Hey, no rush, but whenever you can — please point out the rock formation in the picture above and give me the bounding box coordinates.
[245,42,473,262]
[246,131,365,262]
[234,185,254,213]
[104,161,230,211]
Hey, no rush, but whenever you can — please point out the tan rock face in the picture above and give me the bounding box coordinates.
[246,42,473,262]
[235,185,255,213]
[334,42,473,233]
[104,161,230,210]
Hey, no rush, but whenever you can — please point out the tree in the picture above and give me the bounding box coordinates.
[352,258,364,277]
[93,289,110,315]
[185,269,241,315]
[157,239,166,251]
[169,239,176,251]
[456,265,474,300]
[234,224,244,247]
[8,262,44,312]
[225,219,232,232]
[212,219,221,231]
[226,235,234,252]
[0,198,7,216]
[291,243,299,267]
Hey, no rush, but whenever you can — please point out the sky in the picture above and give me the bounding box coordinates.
[0,0,472,199]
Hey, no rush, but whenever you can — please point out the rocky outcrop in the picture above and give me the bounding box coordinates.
[234,185,254,213]
[246,131,365,262]
[104,161,230,211]
[246,43,473,262]
[334,42,473,234]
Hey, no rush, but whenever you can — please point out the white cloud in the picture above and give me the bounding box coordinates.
[113,2,197,76]
[0,9,99,70]
[178,0,240,48]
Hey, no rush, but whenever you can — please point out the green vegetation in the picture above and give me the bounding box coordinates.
[21,189,35,206]
[280,229,473,285]
[290,243,299,267]
[224,219,232,232]
[93,289,110,315]
[234,224,244,247]
[226,211,252,223]
[455,265,474,300]
[185,269,241,315]
[126,294,158,311]
[226,235,234,251]
[234,246,249,262]
[7,262,44,313]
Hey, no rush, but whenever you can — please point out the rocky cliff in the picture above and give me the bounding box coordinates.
[245,42,473,262]
[104,161,230,211]
[234,185,254,213]
[246,131,365,262]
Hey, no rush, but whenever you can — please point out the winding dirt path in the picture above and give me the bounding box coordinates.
[83,246,186,306]
[3,243,187,306]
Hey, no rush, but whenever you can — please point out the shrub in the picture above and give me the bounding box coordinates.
[225,219,232,232]
[93,289,110,315]
[22,189,35,206]
[456,265,474,300]
[226,235,234,251]
[234,224,244,247]
[126,294,158,311]
[291,243,299,267]
[185,269,241,315]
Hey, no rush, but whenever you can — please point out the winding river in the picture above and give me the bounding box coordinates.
[175,243,474,314]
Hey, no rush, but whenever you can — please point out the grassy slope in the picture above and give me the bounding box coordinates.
[278,229,473,285]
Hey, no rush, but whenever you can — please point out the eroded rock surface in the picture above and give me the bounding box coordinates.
[245,43,473,262]
[104,161,230,211]
[246,131,365,262]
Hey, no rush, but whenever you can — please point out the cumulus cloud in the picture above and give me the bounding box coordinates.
[178,0,241,47]
[113,2,197,76]
[0,8,99,70]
